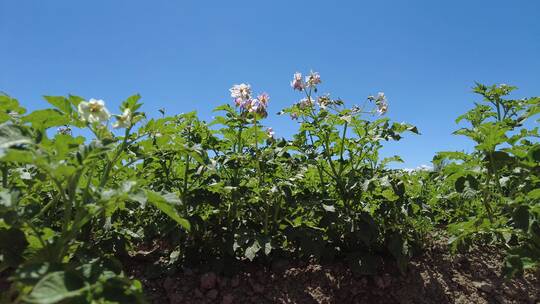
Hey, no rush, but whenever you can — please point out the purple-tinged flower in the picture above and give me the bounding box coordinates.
[298,97,313,109]
[305,71,321,88]
[291,72,304,91]
[257,93,270,108]
[247,97,269,118]
[290,113,299,120]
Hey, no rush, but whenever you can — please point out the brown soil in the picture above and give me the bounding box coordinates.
[128,238,540,304]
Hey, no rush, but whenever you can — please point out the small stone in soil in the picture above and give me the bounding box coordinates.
[473,281,493,293]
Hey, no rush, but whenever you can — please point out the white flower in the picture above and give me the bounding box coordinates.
[113,108,132,129]
[230,83,252,101]
[377,102,388,115]
[78,98,111,123]
[267,127,275,138]
[376,92,386,104]
[340,115,352,123]
[374,92,388,116]
[317,95,330,110]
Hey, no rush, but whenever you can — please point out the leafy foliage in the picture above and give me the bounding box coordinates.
[0,78,537,303]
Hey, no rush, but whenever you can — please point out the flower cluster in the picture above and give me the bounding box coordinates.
[317,95,331,110]
[230,83,269,117]
[77,98,134,128]
[290,71,321,91]
[368,92,388,115]
[298,97,314,109]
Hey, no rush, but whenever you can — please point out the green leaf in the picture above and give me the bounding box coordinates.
[528,144,540,163]
[455,175,478,193]
[503,255,523,278]
[381,189,399,201]
[25,271,86,304]
[486,151,513,172]
[512,205,529,231]
[23,109,69,129]
[0,227,28,267]
[44,96,72,114]
[0,95,27,123]
[145,191,190,231]
[121,94,142,112]
[387,234,409,274]
[322,204,335,212]
[245,239,261,261]
[527,188,540,200]
[0,123,32,148]
[263,239,273,256]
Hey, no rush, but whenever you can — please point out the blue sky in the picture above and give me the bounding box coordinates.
[1,0,539,168]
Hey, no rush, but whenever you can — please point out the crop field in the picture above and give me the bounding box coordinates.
[0,72,538,303]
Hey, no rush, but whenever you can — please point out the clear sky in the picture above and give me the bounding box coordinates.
[1,0,539,168]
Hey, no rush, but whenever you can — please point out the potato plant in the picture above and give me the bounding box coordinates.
[0,74,538,303]
[431,84,540,276]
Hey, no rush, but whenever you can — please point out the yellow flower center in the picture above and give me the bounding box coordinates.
[89,103,102,112]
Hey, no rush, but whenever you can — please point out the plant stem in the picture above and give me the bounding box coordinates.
[338,121,348,175]
[99,126,132,188]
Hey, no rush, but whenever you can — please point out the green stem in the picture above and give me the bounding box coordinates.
[181,153,191,215]
[99,126,132,188]
[307,130,326,186]
[482,172,495,224]
[495,99,502,122]
[254,116,268,235]
[338,121,348,175]
[229,123,244,229]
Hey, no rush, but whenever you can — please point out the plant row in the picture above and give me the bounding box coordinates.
[0,72,538,303]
